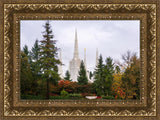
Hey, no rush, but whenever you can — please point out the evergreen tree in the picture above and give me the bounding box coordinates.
[93,55,105,96]
[39,21,61,99]
[30,40,41,75]
[64,70,71,81]
[103,57,114,96]
[23,45,29,56]
[29,40,41,95]
[77,61,88,85]
[23,44,32,64]
[20,46,34,96]
[89,71,93,79]
[31,39,39,61]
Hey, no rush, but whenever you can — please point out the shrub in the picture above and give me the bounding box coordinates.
[50,84,61,94]
[102,96,114,100]
[68,94,82,99]
[60,89,69,97]
[50,96,69,99]
[57,80,79,94]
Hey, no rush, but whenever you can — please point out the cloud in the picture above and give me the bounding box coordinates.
[20,20,140,75]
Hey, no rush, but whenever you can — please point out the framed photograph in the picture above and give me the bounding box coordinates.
[0,0,160,120]
[20,20,141,101]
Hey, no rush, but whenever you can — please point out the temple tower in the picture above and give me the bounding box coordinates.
[84,48,92,82]
[69,29,81,82]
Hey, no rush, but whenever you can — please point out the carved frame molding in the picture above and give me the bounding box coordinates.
[0,1,159,119]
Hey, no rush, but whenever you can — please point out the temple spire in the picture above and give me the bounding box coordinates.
[73,29,79,59]
[96,48,99,67]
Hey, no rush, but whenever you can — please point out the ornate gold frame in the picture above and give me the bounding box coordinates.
[0,0,160,119]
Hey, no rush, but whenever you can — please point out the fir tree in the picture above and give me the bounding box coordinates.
[77,61,88,85]
[39,21,61,99]
[30,40,41,75]
[23,44,32,64]
[20,46,34,96]
[23,45,29,56]
[64,70,71,81]
[103,57,114,96]
[93,55,105,96]
[31,39,39,61]
[29,40,41,95]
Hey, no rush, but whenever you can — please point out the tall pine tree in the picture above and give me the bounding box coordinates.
[29,40,41,95]
[93,55,105,96]
[77,61,88,85]
[39,21,61,99]
[30,40,41,75]
[31,39,39,61]
[20,45,34,97]
[23,45,29,55]
[103,57,114,96]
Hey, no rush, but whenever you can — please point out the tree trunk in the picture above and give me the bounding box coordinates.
[46,78,49,99]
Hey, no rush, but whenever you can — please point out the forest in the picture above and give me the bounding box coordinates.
[20,21,140,100]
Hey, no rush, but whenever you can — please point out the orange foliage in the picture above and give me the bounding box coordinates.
[114,86,126,99]
[57,80,78,93]
[58,80,70,87]
[112,74,126,99]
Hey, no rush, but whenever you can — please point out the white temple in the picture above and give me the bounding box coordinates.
[96,48,99,67]
[58,29,99,82]
[69,29,81,82]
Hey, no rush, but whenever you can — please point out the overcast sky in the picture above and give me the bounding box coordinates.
[20,20,140,75]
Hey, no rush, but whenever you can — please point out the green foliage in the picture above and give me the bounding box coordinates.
[20,50,34,95]
[68,94,82,99]
[115,65,120,73]
[121,52,140,99]
[60,89,69,97]
[64,70,71,81]
[89,71,93,79]
[50,94,82,100]
[30,40,41,76]
[20,35,140,100]
[23,45,29,56]
[103,57,114,96]
[77,61,88,85]
[93,55,105,96]
[30,40,41,94]
[39,21,60,72]
[31,39,39,61]
[50,96,69,99]
[39,21,61,99]
[102,95,114,99]
[93,56,114,96]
